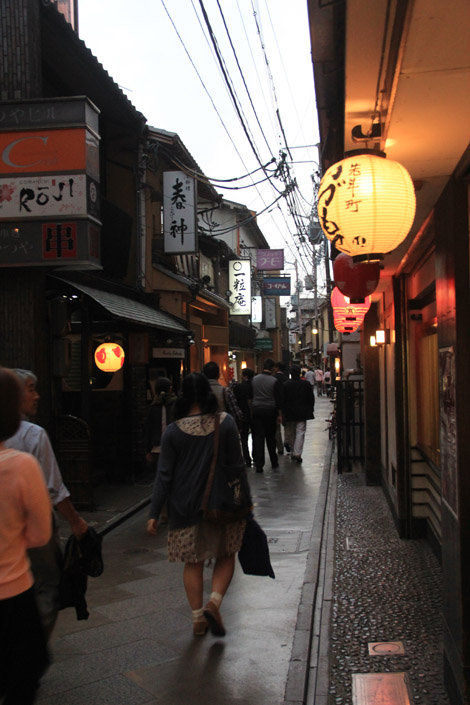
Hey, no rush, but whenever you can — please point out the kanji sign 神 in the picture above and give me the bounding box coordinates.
[229,260,251,315]
[163,171,197,254]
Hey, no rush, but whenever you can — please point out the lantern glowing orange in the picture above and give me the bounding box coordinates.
[333,252,380,302]
[94,343,125,372]
[331,287,371,318]
[333,315,362,333]
[318,152,416,258]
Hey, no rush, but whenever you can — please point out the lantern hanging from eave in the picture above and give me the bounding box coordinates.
[331,287,371,319]
[318,151,416,259]
[94,342,125,372]
[333,315,362,333]
[333,252,380,302]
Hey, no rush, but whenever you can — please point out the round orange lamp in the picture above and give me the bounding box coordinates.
[94,342,125,372]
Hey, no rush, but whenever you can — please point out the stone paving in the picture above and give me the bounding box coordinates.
[328,471,450,705]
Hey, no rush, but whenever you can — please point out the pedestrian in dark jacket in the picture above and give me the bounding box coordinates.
[146,373,252,638]
[274,361,288,454]
[282,364,315,463]
[145,377,177,472]
[233,368,254,466]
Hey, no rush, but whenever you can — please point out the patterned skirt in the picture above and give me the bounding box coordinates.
[167,519,246,563]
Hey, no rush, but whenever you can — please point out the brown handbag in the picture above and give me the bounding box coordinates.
[201,413,251,524]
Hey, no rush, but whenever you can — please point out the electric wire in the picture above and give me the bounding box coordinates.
[216,0,275,158]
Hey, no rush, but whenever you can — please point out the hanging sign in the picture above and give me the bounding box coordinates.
[163,171,197,254]
[251,295,263,323]
[256,248,284,270]
[229,259,251,315]
[265,297,276,329]
[263,277,291,295]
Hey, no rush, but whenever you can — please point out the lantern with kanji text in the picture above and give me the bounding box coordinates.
[318,151,416,259]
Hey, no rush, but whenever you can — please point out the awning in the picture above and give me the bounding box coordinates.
[51,277,188,334]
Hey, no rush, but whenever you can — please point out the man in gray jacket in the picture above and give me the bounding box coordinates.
[251,359,283,472]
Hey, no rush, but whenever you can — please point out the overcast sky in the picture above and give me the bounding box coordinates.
[78,0,320,287]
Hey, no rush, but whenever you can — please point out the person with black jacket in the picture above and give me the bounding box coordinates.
[233,367,254,466]
[282,364,315,463]
[146,373,252,638]
[274,361,289,454]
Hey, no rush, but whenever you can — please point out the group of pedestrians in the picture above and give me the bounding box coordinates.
[144,358,320,639]
[0,367,90,704]
[232,358,316,471]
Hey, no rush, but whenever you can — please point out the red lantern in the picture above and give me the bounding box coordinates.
[330,287,371,318]
[333,315,362,333]
[333,253,380,302]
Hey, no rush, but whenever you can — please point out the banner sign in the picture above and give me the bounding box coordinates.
[251,295,263,323]
[256,248,284,270]
[0,173,100,221]
[0,219,100,268]
[229,259,251,315]
[265,297,276,329]
[255,338,273,350]
[163,171,197,254]
[263,277,291,296]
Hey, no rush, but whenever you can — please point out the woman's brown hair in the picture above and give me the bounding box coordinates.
[0,367,22,441]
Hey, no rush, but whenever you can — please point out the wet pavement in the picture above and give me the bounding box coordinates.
[42,396,333,705]
[43,395,449,704]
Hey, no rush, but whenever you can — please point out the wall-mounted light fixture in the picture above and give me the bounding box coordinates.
[375,329,391,345]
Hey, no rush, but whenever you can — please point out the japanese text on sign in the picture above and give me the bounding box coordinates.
[229,260,251,316]
[163,171,197,254]
[256,248,284,270]
[262,277,291,296]
[0,174,87,220]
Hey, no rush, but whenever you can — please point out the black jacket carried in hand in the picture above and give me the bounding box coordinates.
[59,527,104,620]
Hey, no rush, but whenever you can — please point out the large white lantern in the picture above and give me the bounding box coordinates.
[318,152,416,259]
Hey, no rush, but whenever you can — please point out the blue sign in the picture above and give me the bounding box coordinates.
[262,277,291,296]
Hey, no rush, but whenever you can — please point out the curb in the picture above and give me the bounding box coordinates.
[284,438,336,705]
[97,495,151,537]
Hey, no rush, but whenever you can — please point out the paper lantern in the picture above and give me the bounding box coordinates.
[333,252,380,301]
[94,343,125,372]
[334,316,362,333]
[318,152,416,258]
[331,287,371,319]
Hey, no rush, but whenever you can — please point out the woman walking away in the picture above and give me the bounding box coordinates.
[146,372,252,637]
[0,368,52,705]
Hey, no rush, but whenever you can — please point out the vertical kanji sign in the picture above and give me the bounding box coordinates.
[229,260,251,315]
[163,171,197,254]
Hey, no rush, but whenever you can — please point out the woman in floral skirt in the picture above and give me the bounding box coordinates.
[146,372,251,637]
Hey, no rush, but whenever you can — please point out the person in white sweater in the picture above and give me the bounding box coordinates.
[5,368,88,637]
[0,367,52,705]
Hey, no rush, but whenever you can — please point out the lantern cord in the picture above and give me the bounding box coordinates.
[373,0,393,115]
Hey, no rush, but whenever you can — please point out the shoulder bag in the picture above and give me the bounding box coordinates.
[201,413,251,524]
